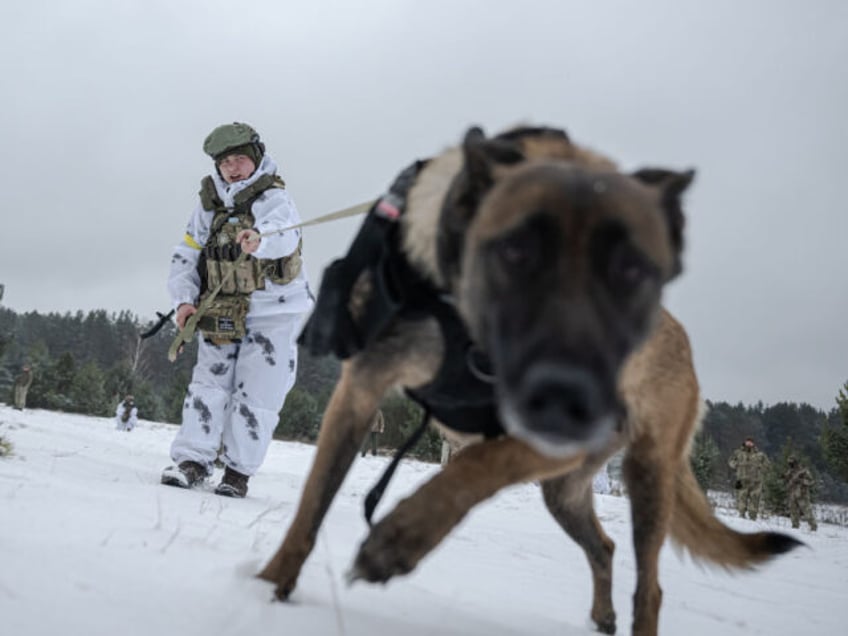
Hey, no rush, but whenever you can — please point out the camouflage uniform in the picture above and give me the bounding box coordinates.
[115,396,138,432]
[164,123,313,489]
[13,365,33,410]
[360,410,385,457]
[728,439,770,520]
[784,458,817,531]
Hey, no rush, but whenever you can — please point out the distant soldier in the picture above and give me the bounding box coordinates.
[439,429,469,466]
[728,436,770,520]
[593,462,612,495]
[440,433,452,466]
[784,456,817,531]
[12,364,33,410]
[360,409,385,457]
[115,394,138,432]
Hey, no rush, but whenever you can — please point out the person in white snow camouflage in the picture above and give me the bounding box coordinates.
[161,122,314,498]
[115,394,138,431]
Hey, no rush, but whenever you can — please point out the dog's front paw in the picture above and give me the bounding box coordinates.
[347,517,422,584]
[257,549,308,601]
[348,497,454,584]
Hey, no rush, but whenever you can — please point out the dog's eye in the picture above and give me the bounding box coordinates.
[607,247,654,293]
[492,232,539,271]
[497,238,528,266]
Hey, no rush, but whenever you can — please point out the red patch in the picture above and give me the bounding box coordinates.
[375,198,400,220]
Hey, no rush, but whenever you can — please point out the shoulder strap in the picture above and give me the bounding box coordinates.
[199,175,226,212]
[200,173,285,214]
[232,173,285,209]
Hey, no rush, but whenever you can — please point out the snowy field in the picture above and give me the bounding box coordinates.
[1,404,846,636]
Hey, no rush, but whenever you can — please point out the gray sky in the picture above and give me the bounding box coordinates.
[1,0,846,410]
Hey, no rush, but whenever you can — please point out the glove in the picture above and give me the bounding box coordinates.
[734,480,742,490]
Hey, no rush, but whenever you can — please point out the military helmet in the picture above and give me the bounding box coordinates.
[203,122,265,165]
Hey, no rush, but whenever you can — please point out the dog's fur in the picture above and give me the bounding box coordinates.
[259,126,799,635]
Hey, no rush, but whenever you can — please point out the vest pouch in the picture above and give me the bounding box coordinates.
[196,294,249,343]
[263,239,303,286]
[234,257,265,294]
[205,256,222,292]
[218,260,238,294]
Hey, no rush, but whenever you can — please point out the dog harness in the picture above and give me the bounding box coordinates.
[301,161,503,439]
[299,160,504,523]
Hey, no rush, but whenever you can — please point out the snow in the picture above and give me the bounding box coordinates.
[1,404,846,636]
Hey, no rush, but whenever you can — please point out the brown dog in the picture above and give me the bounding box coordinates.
[259,126,799,635]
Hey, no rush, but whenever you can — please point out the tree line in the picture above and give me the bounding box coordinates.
[0,306,443,461]
[1,306,846,501]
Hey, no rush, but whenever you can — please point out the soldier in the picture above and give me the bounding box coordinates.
[115,394,138,432]
[593,462,612,494]
[360,409,385,457]
[440,433,451,466]
[12,364,33,410]
[439,430,466,466]
[784,456,817,531]
[728,436,770,520]
[161,122,314,499]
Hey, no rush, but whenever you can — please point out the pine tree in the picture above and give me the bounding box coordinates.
[690,430,721,492]
[275,388,321,441]
[822,381,848,482]
[70,361,110,416]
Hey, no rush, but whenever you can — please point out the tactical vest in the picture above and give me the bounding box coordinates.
[196,173,303,342]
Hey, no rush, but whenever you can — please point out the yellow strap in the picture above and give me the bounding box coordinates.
[183,233,202,250]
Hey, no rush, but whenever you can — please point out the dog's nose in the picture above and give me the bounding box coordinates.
[516,363,604,441]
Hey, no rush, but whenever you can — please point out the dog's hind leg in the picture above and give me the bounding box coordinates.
[350,436,585,583]
[541,475,616,634]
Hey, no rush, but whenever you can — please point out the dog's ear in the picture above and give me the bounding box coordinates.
[631,167,696,279]
[437,128,526,288]
[462,126,525,196]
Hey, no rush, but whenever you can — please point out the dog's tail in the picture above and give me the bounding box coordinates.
[668,462,803,569]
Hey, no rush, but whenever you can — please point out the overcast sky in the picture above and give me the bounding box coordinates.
[1,0,845,410]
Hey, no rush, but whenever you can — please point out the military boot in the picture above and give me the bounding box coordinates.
[215,466,249,498]
[161,460,207,489]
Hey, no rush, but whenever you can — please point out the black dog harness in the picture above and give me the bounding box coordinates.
[299,160,504,522]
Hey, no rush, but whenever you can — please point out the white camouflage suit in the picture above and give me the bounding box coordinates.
[167,154,314,477]
[115,401,138,431]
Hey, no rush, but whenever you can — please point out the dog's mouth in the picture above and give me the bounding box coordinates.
[494,360,622,458]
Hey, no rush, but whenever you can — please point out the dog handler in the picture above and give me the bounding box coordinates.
[161,122,314,498]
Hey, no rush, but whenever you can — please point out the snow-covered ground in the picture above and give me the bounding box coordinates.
[1,404,846,636]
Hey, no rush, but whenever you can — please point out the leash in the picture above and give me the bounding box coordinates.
[259,199,375,236]
[166,199,375,361]
[363,408,432,525]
